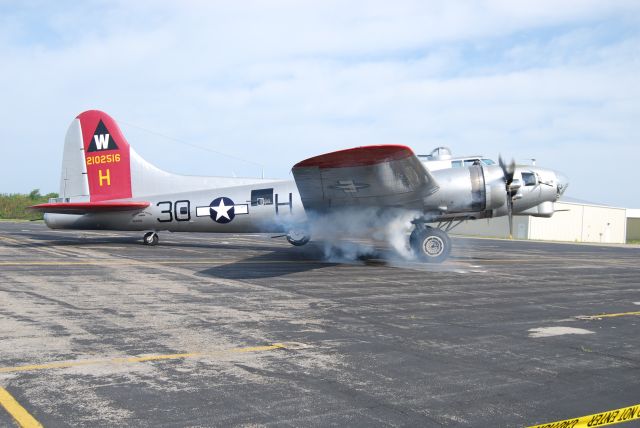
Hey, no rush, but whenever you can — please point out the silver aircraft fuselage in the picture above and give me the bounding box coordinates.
[44,164,567,233]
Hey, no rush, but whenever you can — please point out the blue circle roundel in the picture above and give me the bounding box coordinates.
[209,197,235,224]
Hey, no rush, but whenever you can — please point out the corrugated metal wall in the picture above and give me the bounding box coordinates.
[528,202,626,243]
[450,202,627,244]
[448,215,528,239]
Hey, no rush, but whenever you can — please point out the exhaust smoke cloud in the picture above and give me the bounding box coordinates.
[306,208,422,262]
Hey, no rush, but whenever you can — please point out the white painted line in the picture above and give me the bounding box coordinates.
[528,327,594,338]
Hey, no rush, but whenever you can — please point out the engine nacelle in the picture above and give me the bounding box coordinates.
[515,201,555,218]
[425,165,507,217]
[483,165,510,216]
[425,164,567,221]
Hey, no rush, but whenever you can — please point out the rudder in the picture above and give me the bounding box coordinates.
[76,110,132,202]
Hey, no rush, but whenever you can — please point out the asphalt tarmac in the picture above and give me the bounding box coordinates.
[0,221,639,427]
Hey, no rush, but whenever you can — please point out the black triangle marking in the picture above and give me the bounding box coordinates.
[87,120,119,152]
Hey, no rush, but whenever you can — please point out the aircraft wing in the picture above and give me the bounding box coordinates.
[292,145,438,212]
[29,201,150,215]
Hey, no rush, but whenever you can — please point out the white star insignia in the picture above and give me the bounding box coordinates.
[211,199,233,220]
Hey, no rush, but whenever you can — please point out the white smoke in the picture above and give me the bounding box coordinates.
[306,208,421,262]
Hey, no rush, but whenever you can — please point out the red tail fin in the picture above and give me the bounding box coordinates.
[77,110,132,202]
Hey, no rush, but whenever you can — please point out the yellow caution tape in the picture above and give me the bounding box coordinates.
[529,403,640,428]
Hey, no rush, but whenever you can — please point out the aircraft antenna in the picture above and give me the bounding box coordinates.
[119,120,266,176]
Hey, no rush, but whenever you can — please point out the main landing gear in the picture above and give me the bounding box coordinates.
[410,221,456,263]
[143,231,159,246]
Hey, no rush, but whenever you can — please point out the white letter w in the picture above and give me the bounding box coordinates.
[94,134,110,150]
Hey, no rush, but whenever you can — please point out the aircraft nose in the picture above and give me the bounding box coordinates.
[555,171,569,197]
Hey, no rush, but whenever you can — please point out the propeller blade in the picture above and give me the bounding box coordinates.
[499,154,516,239]
[507,196,513,239]
[498,155,516,186]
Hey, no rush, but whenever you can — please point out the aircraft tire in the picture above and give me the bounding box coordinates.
[410,227,451,263]
[143,232,159,246]
[286,229,310,246]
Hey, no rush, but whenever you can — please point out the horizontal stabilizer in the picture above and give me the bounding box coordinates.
[29,201,150,214]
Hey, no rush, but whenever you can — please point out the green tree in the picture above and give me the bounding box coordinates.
[0,191,58,220]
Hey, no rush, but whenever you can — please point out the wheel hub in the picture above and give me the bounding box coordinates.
[423,236,444,257]
[288,230,306,241]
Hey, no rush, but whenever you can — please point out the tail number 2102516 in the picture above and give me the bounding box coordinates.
[86,154,121,165]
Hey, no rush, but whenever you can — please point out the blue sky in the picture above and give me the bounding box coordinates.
[1,0,639,207]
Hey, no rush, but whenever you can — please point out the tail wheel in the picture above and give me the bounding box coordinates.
[410,227,451,263]
[286,229,310,246]
[143,232,159,246]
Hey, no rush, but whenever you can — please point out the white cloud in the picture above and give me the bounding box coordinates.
[0,1,639,206]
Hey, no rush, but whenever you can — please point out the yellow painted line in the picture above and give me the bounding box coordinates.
[576,311,640,320]
[0,387,43,428]
[0,343,286,374]
[528,403,640,427]
[0,235,23,244]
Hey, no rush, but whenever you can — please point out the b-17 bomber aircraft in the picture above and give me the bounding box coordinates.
[31,110,569,263]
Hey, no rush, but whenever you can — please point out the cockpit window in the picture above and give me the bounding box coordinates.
[464,159,480,167]
[481,159,495,165]
[451,160,463,168]
[521,172,537,186]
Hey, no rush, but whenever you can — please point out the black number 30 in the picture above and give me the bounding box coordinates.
[156,200,191,223]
